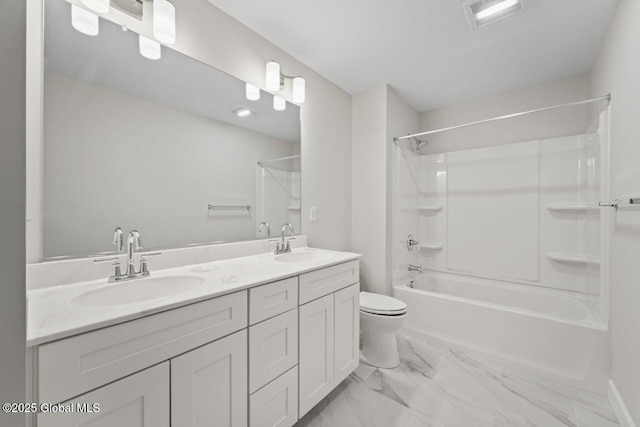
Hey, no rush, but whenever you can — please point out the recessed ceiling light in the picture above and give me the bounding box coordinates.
[464,0,523,29]
[233,108,253,118]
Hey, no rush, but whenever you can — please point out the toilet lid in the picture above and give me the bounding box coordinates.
[360,292,407,316]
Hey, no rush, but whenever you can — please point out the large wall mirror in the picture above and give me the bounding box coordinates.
[43,0,301,259]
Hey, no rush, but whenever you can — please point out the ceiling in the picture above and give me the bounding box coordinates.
[45,0,300,142]
[208,0,619,112]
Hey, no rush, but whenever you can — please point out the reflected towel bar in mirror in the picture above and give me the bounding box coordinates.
[599,198,640,208]
[207,204,252,210]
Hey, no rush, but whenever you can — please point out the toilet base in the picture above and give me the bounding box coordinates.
[359,311,407,369]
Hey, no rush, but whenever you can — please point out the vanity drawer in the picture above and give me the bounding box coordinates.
[249,308,298,393]
[299,260,359,304]
[38,290,247,404]
[249,367,298,427]
[249,277,298,325]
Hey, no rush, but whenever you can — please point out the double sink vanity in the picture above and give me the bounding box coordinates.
[27,238,360,427]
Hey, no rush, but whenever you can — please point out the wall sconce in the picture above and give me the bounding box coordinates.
[265,60,306,108]
[246,83,260,101]
[71,0,176,59]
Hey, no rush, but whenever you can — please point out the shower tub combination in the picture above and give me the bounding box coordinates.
[393,272,609,393]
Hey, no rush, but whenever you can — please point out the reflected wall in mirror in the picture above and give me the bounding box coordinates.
[43,0,301,259]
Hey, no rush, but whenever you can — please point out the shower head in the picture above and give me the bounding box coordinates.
[412,137,428,152]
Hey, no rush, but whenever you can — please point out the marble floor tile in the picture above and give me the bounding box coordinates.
[295,329,620,427]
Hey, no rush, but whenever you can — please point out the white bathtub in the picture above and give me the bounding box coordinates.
[393,272,610,393]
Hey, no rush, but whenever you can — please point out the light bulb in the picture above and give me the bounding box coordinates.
[273,96,286,111]
[246,83,260,101]
[266,61,281,92]
[71,5,99,36]
[292,76,305,103]
[139,35,161,60]
[81,0,109,13]
[153,0,176,44]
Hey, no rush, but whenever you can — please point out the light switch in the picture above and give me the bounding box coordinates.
[309,207,317,222]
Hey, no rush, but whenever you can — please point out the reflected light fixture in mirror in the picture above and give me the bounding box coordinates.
[246,83,260,101]
[266,61,281,92]
[81,0,110,13]
[273,96,286,111]
[153,0,176,44]
[71,4,99,36]
[139,34,161,60]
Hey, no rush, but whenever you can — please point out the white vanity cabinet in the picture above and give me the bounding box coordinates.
[37,362,170,427]
[172,330,248,427]
[31,257,360,427]
[298,261,360,418]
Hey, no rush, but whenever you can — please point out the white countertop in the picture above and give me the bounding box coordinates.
[27,247,360,346]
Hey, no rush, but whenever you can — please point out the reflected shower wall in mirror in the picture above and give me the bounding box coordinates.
[43,0,301,259]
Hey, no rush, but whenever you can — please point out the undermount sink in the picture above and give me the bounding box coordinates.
[274,252,327,263]
[72,276,205,307]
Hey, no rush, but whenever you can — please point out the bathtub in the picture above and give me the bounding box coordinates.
[393,272,610,394]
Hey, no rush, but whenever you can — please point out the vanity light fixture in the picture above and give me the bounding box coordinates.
[71,4,100,36]
[266,61,281,92]
[81,0,110,13]
[153,0,176,44]
[292,76,306,103]
[139,34,161,60]
[273,96,286,111]
[233,108,253,118]
[246,83,261,101]
[464,0,523,28]
[265,61,306,107]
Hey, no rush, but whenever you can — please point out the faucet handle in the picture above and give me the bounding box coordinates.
[94,257,123,279]
[139,252,162,276]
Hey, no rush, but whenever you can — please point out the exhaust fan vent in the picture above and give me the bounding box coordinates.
[464,0,524,29]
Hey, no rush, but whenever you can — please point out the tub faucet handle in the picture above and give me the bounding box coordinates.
[407,234,420,251]
[408,264,423,273]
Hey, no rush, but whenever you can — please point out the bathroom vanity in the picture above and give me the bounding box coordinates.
[27,245,360,427]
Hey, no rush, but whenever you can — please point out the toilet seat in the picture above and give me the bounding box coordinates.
[360,292,407,316]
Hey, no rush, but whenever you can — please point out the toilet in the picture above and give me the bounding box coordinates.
[359,291,408,369]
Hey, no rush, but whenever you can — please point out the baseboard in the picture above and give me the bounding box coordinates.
[609,379,637,427]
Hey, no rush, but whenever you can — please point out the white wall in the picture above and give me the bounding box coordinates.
[352,85,418,295]
[44,73,295,257]
[419,74,593,154]
[0,0,27,425]
[590,0,640,422]
[28,0,352,261]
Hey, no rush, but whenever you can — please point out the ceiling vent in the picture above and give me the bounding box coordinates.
[464,0,524,29]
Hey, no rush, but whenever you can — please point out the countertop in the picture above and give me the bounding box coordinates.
[27,247,360,346]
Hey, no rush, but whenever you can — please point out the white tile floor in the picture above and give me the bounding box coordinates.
[297,330,619,427]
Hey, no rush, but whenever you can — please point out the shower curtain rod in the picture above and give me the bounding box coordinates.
[393,94,611,142]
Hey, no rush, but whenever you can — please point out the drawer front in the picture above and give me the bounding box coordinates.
[249,309,298,393]
[38,362,169,427]
[39,291,247,404]
[249,367,298,427]
[299,260,359,304]
[249,277,298,325]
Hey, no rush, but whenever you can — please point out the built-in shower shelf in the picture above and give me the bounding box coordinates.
[546,204,600,214]
[417,206,443,213]
[287,206,301,211]
[546,253,600,266]
[419,243,444,251]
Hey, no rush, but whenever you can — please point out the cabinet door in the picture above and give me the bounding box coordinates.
[171,330,248,427]
[37,362,169,427]
[334,283,360,384]
[298,294,334,418]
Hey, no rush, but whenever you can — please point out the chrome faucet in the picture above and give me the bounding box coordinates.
[258,221,271,238]
[126,230,143,277]
[274,223,294,254]
[95,229,161,282]
[408,264,423,273]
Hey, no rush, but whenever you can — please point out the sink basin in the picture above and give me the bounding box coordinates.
[72,276,205,307]
[274,252,327,263]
